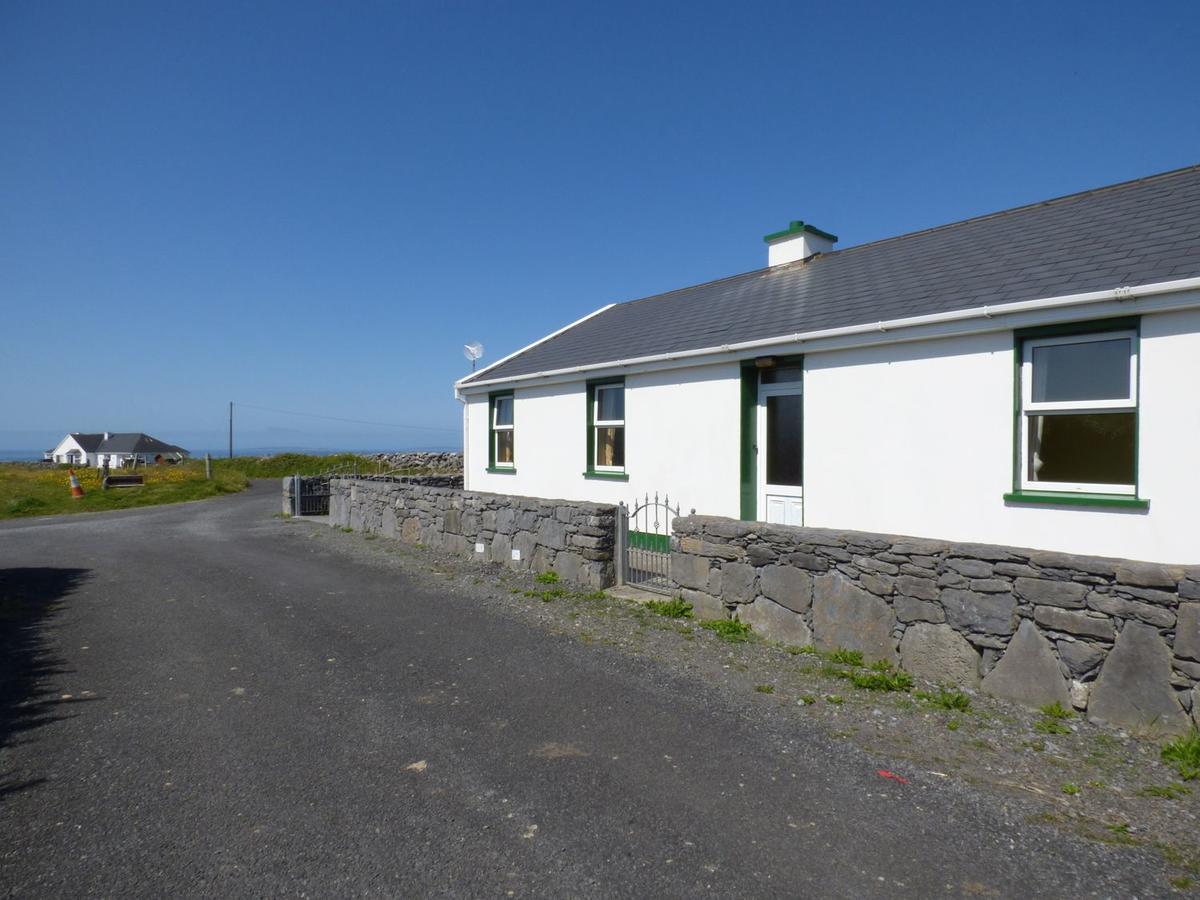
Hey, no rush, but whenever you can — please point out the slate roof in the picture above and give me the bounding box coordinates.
[96,433,187,455]
[463,164,1200,385]
[69,433,107,452]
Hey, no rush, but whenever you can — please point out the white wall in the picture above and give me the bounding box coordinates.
[464,308,1200,565]
[804,310,1200,564]
[466,362,742,519]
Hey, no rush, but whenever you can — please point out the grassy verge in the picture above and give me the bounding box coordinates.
[0,462,248,519]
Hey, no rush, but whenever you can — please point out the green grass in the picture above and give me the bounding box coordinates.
[828,648,864,666]
[825,694,844,705]
[754,684,774,694]
[1034,718,1072,735]
[645,597,694,619]
[534,571,560,584]
[1162,729,1200,781]
[700,618,752,642]
[916,688,972,712]
[1038,701,1074,720]
[845,662,913,693]
[1062,783,1080,796]
[0,461,248,519]
[1140,783,1191,799]
[524,586,569,602]
[799,694,817,705]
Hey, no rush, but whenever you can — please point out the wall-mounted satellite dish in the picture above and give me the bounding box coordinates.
[463,340,484,371]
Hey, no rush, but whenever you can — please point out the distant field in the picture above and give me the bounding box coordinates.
[0,453,452,520]
[0,461,249,519]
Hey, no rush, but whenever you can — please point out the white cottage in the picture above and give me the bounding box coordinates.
[455,165,1200,564]
[48,432,188,468]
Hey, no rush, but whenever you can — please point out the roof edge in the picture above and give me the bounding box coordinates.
[456,275,1200,392]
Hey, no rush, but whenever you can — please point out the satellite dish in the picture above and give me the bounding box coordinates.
[463,341,484,371]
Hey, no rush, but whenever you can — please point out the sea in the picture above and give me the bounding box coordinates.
[0,447,450,462]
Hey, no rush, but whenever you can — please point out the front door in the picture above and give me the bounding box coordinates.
[757,365,803,525]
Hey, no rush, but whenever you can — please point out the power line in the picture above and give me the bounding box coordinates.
[234,401,459,433]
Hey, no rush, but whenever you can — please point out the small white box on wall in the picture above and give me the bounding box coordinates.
[475,542,485,554]
[511,549,521,561]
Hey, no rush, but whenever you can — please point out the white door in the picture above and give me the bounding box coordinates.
[757,367,804,526]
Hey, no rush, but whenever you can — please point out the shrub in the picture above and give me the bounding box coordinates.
[534,571,560,585]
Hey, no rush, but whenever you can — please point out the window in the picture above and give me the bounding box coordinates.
[488,392,515,471]
[585,380,627,478]
[593,384,625,470]
[1017,328,1137,496]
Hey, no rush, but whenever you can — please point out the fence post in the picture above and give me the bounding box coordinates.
[615,502,628,586]
[293,473,301,517]
[204,453,212,480]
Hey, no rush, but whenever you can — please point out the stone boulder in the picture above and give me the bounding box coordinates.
[1088,621,1190,737]
[1174,604,1200,662]
[758,565,813,613]
[812,573,898,665]
[981,620,1071,710]
[899,623,980,689]
[736,597,812,647]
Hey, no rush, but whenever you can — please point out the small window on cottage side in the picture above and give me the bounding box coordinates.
[1020,331,1137,493]
[593,384,625,470]
[492,395,514,468]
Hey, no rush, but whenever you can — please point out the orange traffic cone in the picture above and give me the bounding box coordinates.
[68,468,85,498]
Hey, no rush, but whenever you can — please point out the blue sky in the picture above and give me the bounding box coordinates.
[2,0,1198,454]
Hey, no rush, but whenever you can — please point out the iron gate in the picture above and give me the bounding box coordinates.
[617,493,693,594]
[293,475,332,516]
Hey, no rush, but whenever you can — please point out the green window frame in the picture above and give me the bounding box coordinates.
[1004,318,1148,510]
[487,391,516,474]
[583,378,629,481]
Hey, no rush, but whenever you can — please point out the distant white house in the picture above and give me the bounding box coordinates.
[455,165,1200,564]
[47,433,189,468]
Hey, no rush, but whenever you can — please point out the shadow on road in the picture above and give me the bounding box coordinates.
[0,567,92,798]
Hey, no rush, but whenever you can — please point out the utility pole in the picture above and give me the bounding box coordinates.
[228,401,234,459]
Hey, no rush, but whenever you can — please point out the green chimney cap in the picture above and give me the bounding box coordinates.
[762,220,839,244]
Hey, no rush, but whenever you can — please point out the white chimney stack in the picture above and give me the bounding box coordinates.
[764,220,837,266]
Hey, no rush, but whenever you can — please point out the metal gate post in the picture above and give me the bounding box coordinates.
[615,502,628,586]
[293,473,301,517]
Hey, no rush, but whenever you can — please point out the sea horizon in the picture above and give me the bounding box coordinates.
[0,446,460,463]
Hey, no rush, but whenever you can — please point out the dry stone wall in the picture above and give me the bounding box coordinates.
[673,515,1200,736]
[328,478,616,589]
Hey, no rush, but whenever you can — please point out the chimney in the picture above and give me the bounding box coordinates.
[763,220,837,266]
[103,432,111,440]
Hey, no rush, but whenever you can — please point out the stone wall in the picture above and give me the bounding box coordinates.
[366,450,462,471]
[327,478,616,589]
[672,515,1200,736]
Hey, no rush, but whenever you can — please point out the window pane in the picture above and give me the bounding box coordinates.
[1031,338,1131,403]
[766,394,803,486]
[494,396,513,427]
[596,426,625,468]
[495,431,514,465]
[760,365,803,385]
[1027,412,1135,486]
[596,385,624,422]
